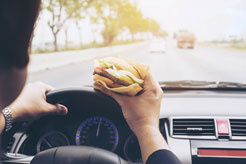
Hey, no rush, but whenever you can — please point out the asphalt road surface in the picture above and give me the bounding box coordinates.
[28,40,246,89]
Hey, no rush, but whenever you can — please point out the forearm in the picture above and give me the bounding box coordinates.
[0,112,5,134]
[135,126,169,164]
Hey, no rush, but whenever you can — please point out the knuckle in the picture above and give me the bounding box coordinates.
[150,88,158,96]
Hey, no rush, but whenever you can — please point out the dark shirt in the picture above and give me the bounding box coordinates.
[146,149,182,164]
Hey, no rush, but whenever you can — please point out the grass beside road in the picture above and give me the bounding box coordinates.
[31,40,143,55]
[227,42,246,51]
[199,41,246,52]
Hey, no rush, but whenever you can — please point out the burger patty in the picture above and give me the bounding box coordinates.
[94,67,132,86]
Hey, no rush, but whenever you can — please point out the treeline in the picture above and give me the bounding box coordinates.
[40,0,167,51]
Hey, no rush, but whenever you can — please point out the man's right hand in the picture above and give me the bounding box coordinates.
[98,71,163,137]
[99,71,168,163]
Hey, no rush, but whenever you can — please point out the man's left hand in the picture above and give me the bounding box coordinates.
[9,82,68,122]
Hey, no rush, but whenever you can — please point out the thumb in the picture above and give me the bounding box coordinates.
[47,104,68,115]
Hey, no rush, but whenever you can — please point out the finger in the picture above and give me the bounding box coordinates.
[56,104,68,115]
[46,104,68,115]
[97,85,115,98]
[95,84,125,104]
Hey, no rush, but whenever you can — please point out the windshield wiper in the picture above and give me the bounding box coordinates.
[159,80,246,90]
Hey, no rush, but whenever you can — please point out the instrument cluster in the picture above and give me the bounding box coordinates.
[20,115,165,163]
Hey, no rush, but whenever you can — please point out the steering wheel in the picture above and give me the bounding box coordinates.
[31,146,128,164]
[30,88,128,164]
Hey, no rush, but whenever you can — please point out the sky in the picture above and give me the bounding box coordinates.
[138,0,246,41]
[32,0,246,47]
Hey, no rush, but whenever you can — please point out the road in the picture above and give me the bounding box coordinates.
[28,40,246,89]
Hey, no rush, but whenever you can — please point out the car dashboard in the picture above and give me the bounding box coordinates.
[1,88,246,164]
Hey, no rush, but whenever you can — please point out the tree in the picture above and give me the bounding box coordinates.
[101,17,120,45]
[75,20,83,48]
[147,19,161,36]
[88,0,163,45]
[118,2,144,40]
[118,1,162,40]
[72,1,92,48]
[159,30,169,38]
[89,0,123,45]
[42,0,92,51]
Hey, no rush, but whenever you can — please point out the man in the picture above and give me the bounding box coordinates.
[0,0,68,134]
[0,0,182,164]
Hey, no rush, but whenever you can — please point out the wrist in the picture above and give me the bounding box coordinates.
[8,104,19,122]
[0,112,6,133]
[133,124,169,164]
[134,125,160,138]
[128,117,159,136]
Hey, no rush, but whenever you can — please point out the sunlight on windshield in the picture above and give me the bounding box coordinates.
[28,0,246,88]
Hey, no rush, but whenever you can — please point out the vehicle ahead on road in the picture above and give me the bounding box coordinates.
[176,30,195,49]
[149,40,166,53]
[2,81,246,164]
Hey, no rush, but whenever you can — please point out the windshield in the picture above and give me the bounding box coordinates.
[28,0,246,89]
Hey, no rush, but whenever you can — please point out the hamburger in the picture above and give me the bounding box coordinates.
[93,56,149,96]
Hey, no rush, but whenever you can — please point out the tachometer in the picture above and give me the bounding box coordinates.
[37,131,70,153]
[75,116,119,151]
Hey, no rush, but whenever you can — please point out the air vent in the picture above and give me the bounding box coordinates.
[230,119,246,138]
[171,118,216,139]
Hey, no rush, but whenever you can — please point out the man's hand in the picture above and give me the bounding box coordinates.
[9,82,68,122]
[99,71,167,163]
[99,71,163,136]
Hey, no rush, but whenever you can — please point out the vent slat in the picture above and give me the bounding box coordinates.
[231,125,246,128]
[174,132,215,135]
[173,121,214,123]
[174,124,214,127]
[231,123,246,125]
[230,119,246,137]
[232,133,246,136]
[172,119,215,137]
[174,129,214,132]
[232,129,246,133]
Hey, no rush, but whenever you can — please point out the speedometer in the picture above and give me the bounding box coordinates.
[75,116,119,151]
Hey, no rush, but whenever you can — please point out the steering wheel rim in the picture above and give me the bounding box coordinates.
[46,87,120,106]
[30,146,128,164]
[46,87,112,104]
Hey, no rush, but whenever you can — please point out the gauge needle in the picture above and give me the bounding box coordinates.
[43,137,52,148]
[96,119,102,137]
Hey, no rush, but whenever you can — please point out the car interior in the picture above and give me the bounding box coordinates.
[1,85,246,164]
[1,0,246,164]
